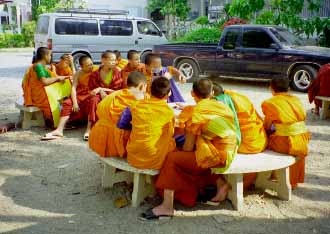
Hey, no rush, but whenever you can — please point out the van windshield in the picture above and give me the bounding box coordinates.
[36,16,49,34]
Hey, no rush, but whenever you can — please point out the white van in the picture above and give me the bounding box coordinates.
[34,9,168,67]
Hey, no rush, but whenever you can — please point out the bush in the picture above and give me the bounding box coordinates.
[0,34,26,48]
[195,16,209,26]
[22,21,36,47]
[178,27,222,43]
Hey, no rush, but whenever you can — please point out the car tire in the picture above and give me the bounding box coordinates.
[73,52,89,70]
[176,59,199,83]
[290,65,317,92]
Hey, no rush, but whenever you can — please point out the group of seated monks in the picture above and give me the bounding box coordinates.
[22,46,311,221]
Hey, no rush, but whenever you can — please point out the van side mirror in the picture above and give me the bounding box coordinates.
[270,43,280,50]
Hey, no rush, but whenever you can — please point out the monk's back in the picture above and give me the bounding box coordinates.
[127,99,175,169]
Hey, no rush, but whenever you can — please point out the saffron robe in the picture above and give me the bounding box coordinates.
[262,93,311,188]
[89,89,137,157]
[121,63,146,88]
[126,98,176,170]
[308,64,330,108]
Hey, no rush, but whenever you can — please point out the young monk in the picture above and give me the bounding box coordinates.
[88,51,123,131]
[308,64,330,115]
[42,56,97,140]
[22,47,71,127]
[140,78,239,220]
[114,50,128,71]
[262,77,311,189]
[118,77,176,170]
[89,71,147,157]
[144,53,186,102]
[213,82,267,189]
[121,50,145,88]
[55,54,76,76]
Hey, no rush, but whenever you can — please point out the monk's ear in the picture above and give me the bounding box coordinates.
[166,90,172,99]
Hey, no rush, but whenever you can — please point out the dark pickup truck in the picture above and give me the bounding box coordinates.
[154,25,330,92]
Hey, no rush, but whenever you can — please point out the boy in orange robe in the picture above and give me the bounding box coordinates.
[88,51,123,131]
[89,71,147,157]
[139,78,239,220]
[42,56,97,140]
[114,50,129,71]
[213,83,267,188]
[56,54,76,76]
[121,50,145,88]
[122,77,176,170]
[262,77,311,189]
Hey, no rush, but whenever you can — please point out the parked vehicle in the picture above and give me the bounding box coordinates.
[34,8,168,68]
[154,25,330,92]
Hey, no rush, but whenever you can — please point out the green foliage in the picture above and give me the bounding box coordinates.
[177,27,222,43]
[147,0,190,20]
[32,0,87,21]
[22,21,36,47]
[229,0,264,20]
[195,16,209,26]
[0,34,26,48]
[256,11,274,25]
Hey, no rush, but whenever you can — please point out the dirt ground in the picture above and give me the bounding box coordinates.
[0,50,329,234]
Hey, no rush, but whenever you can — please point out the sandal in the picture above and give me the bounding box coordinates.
[83,132,89,141]
[41,133,63,141]
[139,208,172,221]
[311,108,320,116]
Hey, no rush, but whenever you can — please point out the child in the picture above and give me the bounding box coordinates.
[121,50,145,88]
[89,71,147,157]
[118,77,176,170]
[262,76,311,189]
[114,50,128,71]
[87,51,123,131]
[56,53,76,76]
[144,53,186,103]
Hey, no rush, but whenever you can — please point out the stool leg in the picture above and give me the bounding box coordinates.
[226,173,244,211]
[275,167,291,201]
[102,164,116,188]
[35,111,45,127]
[320,101,327,120]
[131,173,145,207]
[22,111,32,129]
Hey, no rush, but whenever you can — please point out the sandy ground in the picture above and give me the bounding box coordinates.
[0,50,329,234]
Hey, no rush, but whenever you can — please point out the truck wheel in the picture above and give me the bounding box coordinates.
[290,65,317,92]
[73,52,89,70]
[177,59,199,83]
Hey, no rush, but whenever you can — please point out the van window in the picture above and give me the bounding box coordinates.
[36,16,49,34]
[243,29,274,48]
[223,28,240,50]
[100,20,133,36]
[137,21,160,36]
[55,18,99,35]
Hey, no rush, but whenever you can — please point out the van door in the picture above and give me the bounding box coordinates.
[135,20,168,53]
[97,19,137,60]
[35,15,50,49]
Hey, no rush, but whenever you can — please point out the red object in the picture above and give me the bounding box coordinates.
[47,39,52,50]
[222,18,247,29]
[155,150,219,207]
[308,64,330,108]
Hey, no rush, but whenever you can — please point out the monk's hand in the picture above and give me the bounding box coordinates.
[163,72,172,80]
[91,88,100,96]
[100,89,107,99]
[72,103,80,112]
[175,102,185,110]
[58,76,66,82]
[179,74,187,84]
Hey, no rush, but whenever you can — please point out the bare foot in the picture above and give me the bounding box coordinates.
[210,183,230,203]
[152,205,174,217]
[48,130,63,137]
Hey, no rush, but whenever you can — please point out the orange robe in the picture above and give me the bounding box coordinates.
[143,66,175,95]
[89,89,137,157]
[308,64,330,108]
[56,61,73,76]
[156,99,238,207]
[225,90,268,188]
[22,64,57,122]
[121,63,146,88]
[126,98,176,170]
[116,59,129,71]
[262,93,311,188]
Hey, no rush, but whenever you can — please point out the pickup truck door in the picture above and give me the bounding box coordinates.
[238,28,284,78]
[216,28,243,76]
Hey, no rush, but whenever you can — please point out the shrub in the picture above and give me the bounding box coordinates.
[178,27,222,43]
[0,34,26,48]
[22,21,36,47]
[195,16,209,26]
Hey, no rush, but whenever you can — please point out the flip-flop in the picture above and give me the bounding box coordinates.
[311,108,320,116]
[83,133,89,141]
[139,208,172,221]
[202,200,221,206]
[41,133,63,141]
